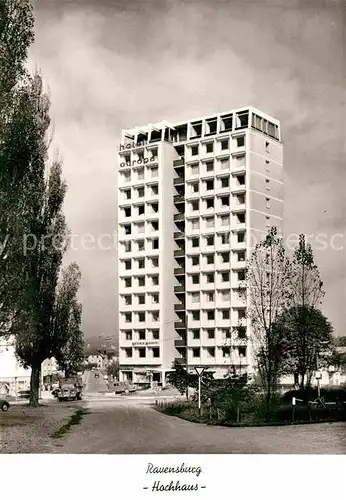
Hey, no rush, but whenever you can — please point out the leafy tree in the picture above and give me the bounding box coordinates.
[167,360,190,395]
[246,227,291,419]
[0,0,36,336]
[280,305,333,389]
[283,235,330,389]
[53,263,84,377]
[13,77,69,406]
[106,359,119,380]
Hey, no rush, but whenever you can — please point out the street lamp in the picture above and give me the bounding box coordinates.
[194,366,206,415]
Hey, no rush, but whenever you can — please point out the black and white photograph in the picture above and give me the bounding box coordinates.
[0,0,345,495]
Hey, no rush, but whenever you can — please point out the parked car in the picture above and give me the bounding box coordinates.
[0,399,10,411]
[113,382,136,394]
[94,372,100,378]
[103,375,108,380]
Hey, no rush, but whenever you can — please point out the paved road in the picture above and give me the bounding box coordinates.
[50,398,346,454]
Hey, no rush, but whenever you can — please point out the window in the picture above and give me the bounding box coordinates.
[206,291,214,301]
[137,222,145,234]
[221,252,230,263]
[222,309,230,320]
[206,254,214,265]
[192,311,200,321]
[151,257,159,268]
[124,259,131,270]
[125,331,132,340]
[193,348,200,358]
[153,348,160,358]
[192,237,199,248]
[206,198,214,209]
[206,273,214,284]
[221,215,230,227]
[125,348,132,358]
[207,310,215,321]
[221,233,230,245]
[222,347,230,357]
[238,270,246,281]
[150,167,158,178]
[221,271,229,282]
[152,329,159,340]
[152,292,159,303]
[152,238,159,249]
[220,158,230,170]
[221,139,229,150]
[151,185,158,196]
[221,195,230,207]
[236,174,245,186]
[221,177,229,188]
[192,274,200,285]
[138,258,145,269]
[265,178,270,190]
[192,200,199,211]
[150,220,159,232]
[236,155,246,168]
[238,251,246,261]
[125,312,132,323]
[206,235,214,246]
[206,160,214,172]
[192,329,200,339]
[137,187,145,198]
[192,255,199,266]
[266,215,271,227]
[137,204,145,215]
[124,189,131,200]
[137,168,144,180]
[138,276,145,287]
[266,197,271,209]
[237,213,245,224]
[239,346,247,357]
[207,329,215,339]
[124,207,131,217]
[152,275,159,286]
[237,232,245,243]
[192,182,199,193]
[206,142,213,153]
[152,312,159,322]
[221,290,230,301]
[191,292,200,303]
[124,241,131,252]
[205,216,214,228]
[124,295,132,306]
[138,312,145,322]
[125,277,131,288]
[139,348,146,358]
[124,224,131,235]
[138,295,145,305]
[238,309,246,320]
[137,240,145,251]
[206,179,214,191]
[236,136,245,147]
[265,141,270,153]
[138,329,145,340]
[191,164,199,175]
[191,218,200,230]
[191,145,199,156]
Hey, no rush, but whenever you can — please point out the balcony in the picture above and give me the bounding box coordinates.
[174,213,185,222]
[174,338,187,347]
[173,159,185,167]
[174,176,185,186]
[175,356,186,364]
[174,267,186,276]
[174,248,185,257]
[174,284,185,293]
[174,195,185,203]
[174,231,185,240]
[174,321,186,329]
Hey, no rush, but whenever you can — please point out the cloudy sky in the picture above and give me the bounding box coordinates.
[29,0,345,339]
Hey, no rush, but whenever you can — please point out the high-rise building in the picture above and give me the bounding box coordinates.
[117,107,283,386]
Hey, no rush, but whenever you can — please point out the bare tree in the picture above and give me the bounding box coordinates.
[246,227,291,418]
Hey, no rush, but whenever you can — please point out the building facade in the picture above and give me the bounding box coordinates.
[117,107,283,386]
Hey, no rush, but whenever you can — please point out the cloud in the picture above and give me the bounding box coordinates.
[29,0,345,337]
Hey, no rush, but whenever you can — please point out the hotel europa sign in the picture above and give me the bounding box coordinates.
[119,141,157,168]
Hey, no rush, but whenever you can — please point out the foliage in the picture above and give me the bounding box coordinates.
[167,360,190,395]
[106,359,119,379]
[0,0,36,336]
[246,226,291,418]
[278,305,333,389]
[53,263,84,377]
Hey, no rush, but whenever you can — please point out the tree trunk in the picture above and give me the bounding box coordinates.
[29,362,41,407]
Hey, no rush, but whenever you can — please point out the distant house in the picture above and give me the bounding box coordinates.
[0,336,61,396]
